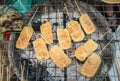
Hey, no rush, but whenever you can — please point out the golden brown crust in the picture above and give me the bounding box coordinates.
[33,38,49,60]
[49,45,71,69]
[80,13,96,34]
[80,53,101,77]
[75,39,98,61]
[67,20,85,42]
[57,28,71,49]
[40,22,53,44]
[16,27,33,49]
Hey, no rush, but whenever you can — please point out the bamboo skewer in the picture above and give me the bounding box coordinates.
[98,36,114,56]
[38,33,53,47]
[38,6,53,47]
[45,6,48,21]
[1,65,3,81]
[28,7,39,27]
[64,2,74,20]
[96,29,112,41]
[8,65,11,81]
[57,8,72,49]
[28,7,39,39]
[64,2,112,42]
[80,36,114,77]
[21,66,23,81]
[7,66,9,81]
[28,7,53,47]
[39,7,53,46]
[64,0,113,64]
[64,2,86,42]
[64,3,69,18]
[58,9,62,27]
[115,59,120,73]
[21,62,26,81]
[115,58,120,81]
[75,0,112,40]
[45,6,47,16]
[27,7,53,64]
[74,0,96,34]
[8,65,10,81]
[0,62,1,81]
[74,0,83,15]
[0,65,3,81]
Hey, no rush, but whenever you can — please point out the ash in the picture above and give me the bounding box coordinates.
[20,30,102,81]
[20,6,111,81]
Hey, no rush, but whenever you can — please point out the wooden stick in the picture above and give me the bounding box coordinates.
[58,9,62,27]
[96,29,112,41]
[45,6,48,21]
[8,65,10,81]
[64,3,70,18]
[29,7,53,47]
[45,6,47,15]
[28,7,39,27]
[0,62,1,81]
[7,66,9,81]
[115,59,120,79]
[74,0,112,42]
[1,65,3,81]
[98,37,114,56]
[21,65,23,81]
[28,7,39,39]
[74,0,82,15]
[38,33,53,47]
[21,62,26,81]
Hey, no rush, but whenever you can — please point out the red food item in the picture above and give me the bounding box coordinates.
[3,31,11,41]
[106,0,120,2]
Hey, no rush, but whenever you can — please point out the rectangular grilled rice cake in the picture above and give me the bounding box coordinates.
[33,38,49,60]
[80,13,96,34]
[40,22,53,44]
[75,39,98,61]
[57,28,71,49]
[49,45,71,69]
[80,53,101,77]
[16,27,33,49]
[67,20,85,42]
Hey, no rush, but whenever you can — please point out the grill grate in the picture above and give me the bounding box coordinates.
[0,0,120,81]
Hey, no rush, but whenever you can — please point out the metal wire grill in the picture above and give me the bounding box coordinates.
[0,0,120,81]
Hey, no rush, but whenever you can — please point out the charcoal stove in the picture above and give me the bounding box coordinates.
[0,0,120,81]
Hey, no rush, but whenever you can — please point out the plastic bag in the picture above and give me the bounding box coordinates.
[8,0,44,14]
